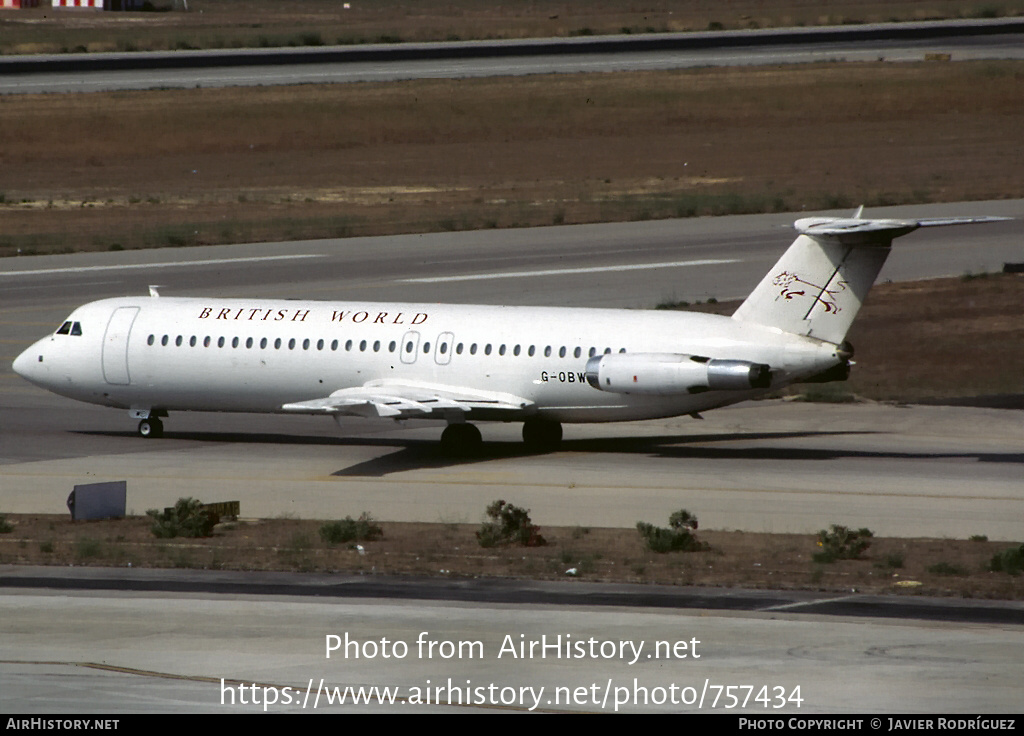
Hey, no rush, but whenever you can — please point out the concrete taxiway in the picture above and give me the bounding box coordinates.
[2,576,1022,713]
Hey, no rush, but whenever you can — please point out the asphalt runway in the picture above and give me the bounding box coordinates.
[4,25,1024,94]
[2,204,1022,540]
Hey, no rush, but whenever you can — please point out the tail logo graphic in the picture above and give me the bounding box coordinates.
[771,271,847,314]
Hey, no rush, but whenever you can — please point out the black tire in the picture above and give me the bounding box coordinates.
[440,423,482,456]
[138,417,163,438]
[522,418,562,452]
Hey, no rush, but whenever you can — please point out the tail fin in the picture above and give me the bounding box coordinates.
[732,209,1008,345]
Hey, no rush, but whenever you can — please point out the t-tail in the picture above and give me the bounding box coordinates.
[732,207,1009,345]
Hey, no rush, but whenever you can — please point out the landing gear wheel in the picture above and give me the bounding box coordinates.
[138,417,164,438]
[522,418,562,452]
[440,423,482,456]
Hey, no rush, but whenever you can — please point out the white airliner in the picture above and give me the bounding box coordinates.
[12,211,1006,453]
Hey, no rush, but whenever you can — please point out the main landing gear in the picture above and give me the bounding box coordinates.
[438,419,564,455]
[440,422,483,456]
[137,417,164,438]
[522,417,562,452]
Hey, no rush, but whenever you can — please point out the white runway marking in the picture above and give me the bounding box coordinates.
[399,258,740,283]
[0,254,324,277]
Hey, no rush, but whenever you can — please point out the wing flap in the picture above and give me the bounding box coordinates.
[282,380,533,419]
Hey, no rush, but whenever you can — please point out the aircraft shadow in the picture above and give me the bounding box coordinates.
[330,430,1024,478]
[75,428,1024,478]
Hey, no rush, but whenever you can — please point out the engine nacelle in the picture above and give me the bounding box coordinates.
[585,353,772,395]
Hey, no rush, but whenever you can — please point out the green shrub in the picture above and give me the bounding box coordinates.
[146,497,217,539]
[988,544,1024,575]
[0,515,12,533]
[814,524,873,563]
[476,500,546,548]
[319,513,383,545]
[636,509,706,553]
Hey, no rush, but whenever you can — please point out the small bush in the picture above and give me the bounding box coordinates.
[0,515,12,533]
[319,513,383,545]
[477,500,546,548]
[636,509,706,553]
[988,544,1024,575]
[814,525,873,563]
[147,497,217,539]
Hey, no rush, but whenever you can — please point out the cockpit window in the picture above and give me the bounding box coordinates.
[55,321,82,336]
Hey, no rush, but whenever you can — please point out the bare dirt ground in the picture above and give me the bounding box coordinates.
[2,0,1019,55]
[2,62,1022,256]
[2,513,1020,600]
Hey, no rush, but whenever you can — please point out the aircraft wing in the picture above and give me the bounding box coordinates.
[281,380,534,419]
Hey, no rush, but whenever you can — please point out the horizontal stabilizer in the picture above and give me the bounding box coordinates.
[795,215,1010,244]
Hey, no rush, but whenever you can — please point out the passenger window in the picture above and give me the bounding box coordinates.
[302,339,310,350]
[346,339,354,351]
[405,341,413,353]
[588,347,596,357]
[499,344,506,356]
[176,336,183,347]
[274,338,282,349]
[484,344,492,355]
[528,345,535,357]
[203,336,211,348]
[331,340,339,351]
[161,335,169,346]
[360,340,367,352]
[559,346,566,358]
[258,338,265,349]
[574,347,581,358]
[232,337,239,348]
[373,340,380,352]
[456,343,463,354]
[423,342,431,353]
[190,336,197,347]
[218,337,225,348]
[317,339,324,351]
[389,341,396,353]
[147,334,155,346]
[545,346,552,357]
[470,343,477,355]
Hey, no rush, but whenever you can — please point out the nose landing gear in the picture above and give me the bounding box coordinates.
[137,417,164,438]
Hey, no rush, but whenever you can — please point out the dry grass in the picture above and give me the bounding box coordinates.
[2,61,1023,256]
[1,513,1020,600]
[2,0,1019,55]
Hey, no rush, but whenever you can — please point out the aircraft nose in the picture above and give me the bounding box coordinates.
[12,342,44,383]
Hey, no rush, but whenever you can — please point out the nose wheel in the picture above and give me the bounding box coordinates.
[138,417,164,438]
